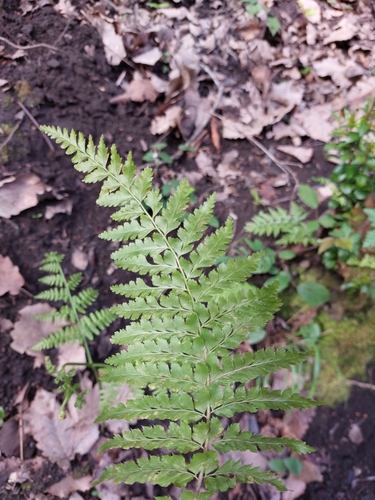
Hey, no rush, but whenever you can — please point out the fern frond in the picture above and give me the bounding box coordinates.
[35,287,70,302]
[43,126,318,497]
[72,288,99,313]
[67,272,82,291]
[245,202,307,238]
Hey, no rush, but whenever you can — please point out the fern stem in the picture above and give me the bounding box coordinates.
[102,166,196,309]
[57,262,102,389]
[60,362,108,369]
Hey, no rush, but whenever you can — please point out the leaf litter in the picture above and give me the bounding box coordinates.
[5,0,374,496]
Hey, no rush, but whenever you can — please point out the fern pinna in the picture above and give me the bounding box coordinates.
[41,126,316,499]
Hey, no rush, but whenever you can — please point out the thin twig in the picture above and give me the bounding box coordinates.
[348,379,375,391]
[19,416,24,461]
[17,101,55,152]
[245,135,299,189]
[0,119,23,151]
[0,36,59,52]
[53,17,72,47]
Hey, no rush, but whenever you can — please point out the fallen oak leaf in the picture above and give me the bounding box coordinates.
[46,475,92,498]
[276,145,314,164]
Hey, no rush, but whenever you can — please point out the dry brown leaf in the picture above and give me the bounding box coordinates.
[132,47,162,66]
[0,255,25,296]
[46,475,92,498]
[293,105,336,142]
[45,199,73,220]
[105,382,133,434]
[71,249,89,271]
[348,423,364,445]
[282,408,316,441]
[297,0,321,24]
[150,106,182,135]
[0,317,13,331]
[57,342,86,372]
[313,58,365,89]
[90,17,126,66]
[53,0,76,16]
[323,15,358,44]
[195,150,216,178]
[24,382,99,470]
[10,303,68,367]
[217,150,239,179]
[0,173,49,218]
[69,494,85,500]
[277,145,313,163]
[282,476,306,500]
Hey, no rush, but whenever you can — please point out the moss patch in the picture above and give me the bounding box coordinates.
[317,310,375,405]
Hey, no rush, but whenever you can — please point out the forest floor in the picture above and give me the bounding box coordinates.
[1,0,375,499]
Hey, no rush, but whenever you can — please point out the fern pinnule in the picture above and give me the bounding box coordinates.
[41,125,318,497]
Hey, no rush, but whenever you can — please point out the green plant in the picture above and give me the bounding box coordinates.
[143,142,173,166]
[325,98,375,208]
[32,252,115,417]
[268,456,302,476]
[0,406,5,427]
[41,125,317,498]
[241,0,281,35]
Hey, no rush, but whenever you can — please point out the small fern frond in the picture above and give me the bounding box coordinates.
[35,287,70,302]
[245,202,307,238]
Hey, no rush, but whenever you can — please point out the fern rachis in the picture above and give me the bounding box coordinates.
[41,126,317,498]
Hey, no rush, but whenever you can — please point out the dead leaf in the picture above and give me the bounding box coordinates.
[45,199,73,220]
[10,303,68,367]
[210,118,221,151]
[282,408,316,441]
[298,0,321,24]
[24,382,99,470]
[69,494,85,500]
[150,106,182,135]
[217,150,239,179]
[293,105,336,142]
[277,145,313,163]
[90,17,126,66]
[348,423,364,445]
[0,255,25,296]
[0,317,13,331]
[53,0,76,16]
[282,475,306,500]
[71,249,89,271]
[195,150,216,178]
[46,475,92,498]
[323,15,358,44]
[132,47,162,66]
[57,342,86,372]
[0,173,49,218]
[313,58,365,89]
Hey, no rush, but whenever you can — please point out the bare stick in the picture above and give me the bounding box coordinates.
[0,36,59,52]
[245,135,299,188]
[17,101,55,152]
[0,119,22,151]
[348,379,375,391]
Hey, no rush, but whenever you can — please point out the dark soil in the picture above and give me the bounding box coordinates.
[1,4,375,500]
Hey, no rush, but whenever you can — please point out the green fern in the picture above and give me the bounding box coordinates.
[245,202,312,242]
[41,126,317,497]
[33,252,115,350]
[33,252,115,417]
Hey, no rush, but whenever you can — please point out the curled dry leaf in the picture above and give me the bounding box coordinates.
[150,105,182,135]
[89,16,126,66]
[110,73,158,104]
[277,145,314,164]
[10,303,68,367]
[298,0,321,24]
[0,255,25,296]
[293,105,336,142]
[0,173,49,218]
[348,423,364,445]
[71,248,89,271]
[46,475,92,499]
